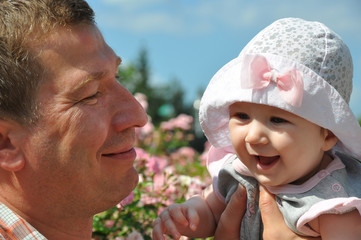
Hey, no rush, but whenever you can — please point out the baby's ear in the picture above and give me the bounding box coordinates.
[321,129,338,152]
[0,120,26,172]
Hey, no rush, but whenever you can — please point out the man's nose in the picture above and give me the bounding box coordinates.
[111,84,148,132]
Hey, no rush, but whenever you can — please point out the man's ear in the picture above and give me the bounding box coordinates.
[321,129,338,152]
[0,119,26,172]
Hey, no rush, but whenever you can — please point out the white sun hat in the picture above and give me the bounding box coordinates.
[199,18,361,159]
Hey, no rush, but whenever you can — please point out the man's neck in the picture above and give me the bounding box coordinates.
[28,216,94,240]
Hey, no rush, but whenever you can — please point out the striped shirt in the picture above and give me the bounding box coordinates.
[0,203,46,240]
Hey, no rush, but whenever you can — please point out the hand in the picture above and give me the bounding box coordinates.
[259,185,321,240]
[214,184,247,240]
[152,203,199,240]
[213,184,321,240]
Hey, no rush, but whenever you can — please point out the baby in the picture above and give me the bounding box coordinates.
[153,18,361,239]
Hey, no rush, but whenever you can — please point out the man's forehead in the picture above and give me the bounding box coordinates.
[35,24,121,93]
[70,55,122,91]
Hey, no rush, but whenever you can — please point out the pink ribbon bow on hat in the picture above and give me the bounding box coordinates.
[241,54,304,107]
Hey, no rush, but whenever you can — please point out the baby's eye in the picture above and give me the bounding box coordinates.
[235,112,250,120]
[270,117,288,124]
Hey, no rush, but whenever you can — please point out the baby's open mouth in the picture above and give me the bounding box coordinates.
[256,155,280,166]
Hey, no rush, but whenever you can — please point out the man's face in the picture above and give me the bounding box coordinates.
[21,24,147,216]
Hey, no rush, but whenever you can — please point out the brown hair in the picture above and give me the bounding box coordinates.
[0,0,95,125]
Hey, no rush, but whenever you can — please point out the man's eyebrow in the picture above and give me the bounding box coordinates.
[71,56,122,93]
[72,71,105,93]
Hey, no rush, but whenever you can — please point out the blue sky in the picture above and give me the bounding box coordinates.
[87,0,361,118]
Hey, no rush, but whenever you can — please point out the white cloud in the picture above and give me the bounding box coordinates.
[94,0,186,34]
[102,0,167,9]
[94,0,361,41]
[189,0,260,28]
[94,0,260,35]
[123,13,185,34]
[273,1,361,39]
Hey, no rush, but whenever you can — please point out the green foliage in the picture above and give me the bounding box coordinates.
[92,117,211,240]
[117,47,193,126]
[92,188,160,240]
[92,47,210,239]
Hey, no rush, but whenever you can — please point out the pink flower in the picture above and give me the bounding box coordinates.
[172,114,193,130]
[148,155,168,173]
[135,147,149,161]
[185,177,207,199]
[177,147,196,159]
[117,191,134,210]
[153,172,166,189]
[162,197,175,206]
[126,230,144,240]
[146,156,160,173]
[141,120,154,135]
[140,195,159,205]
[135,148,168,174]
[104,220,115,228]
[134,93,148,112]
[171,147,196,166]
[160,121,174,131]
[135,119,154,140]
[160,114,193,131]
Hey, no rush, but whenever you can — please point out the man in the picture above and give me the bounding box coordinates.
[0,1,320,239]
[0,1,147,239]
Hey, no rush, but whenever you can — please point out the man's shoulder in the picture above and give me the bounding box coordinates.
[0,202,47,240]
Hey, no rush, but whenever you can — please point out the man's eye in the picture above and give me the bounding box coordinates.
[82,92,101,103]
[271,117,288,124]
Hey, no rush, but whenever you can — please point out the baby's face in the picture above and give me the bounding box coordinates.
[228,102,335,187]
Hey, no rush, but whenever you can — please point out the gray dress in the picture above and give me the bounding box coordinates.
[217,151,361,239]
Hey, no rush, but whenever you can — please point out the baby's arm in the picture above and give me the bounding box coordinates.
[152,187,226,240]
[310,209,361,240]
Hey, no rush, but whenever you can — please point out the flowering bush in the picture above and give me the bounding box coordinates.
[92,94,211,240]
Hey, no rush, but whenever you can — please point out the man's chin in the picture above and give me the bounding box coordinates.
[93,170,139,213]
[116,169,139,203]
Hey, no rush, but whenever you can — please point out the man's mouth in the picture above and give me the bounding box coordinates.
[102,153,118,157]
[101,148,135,159]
